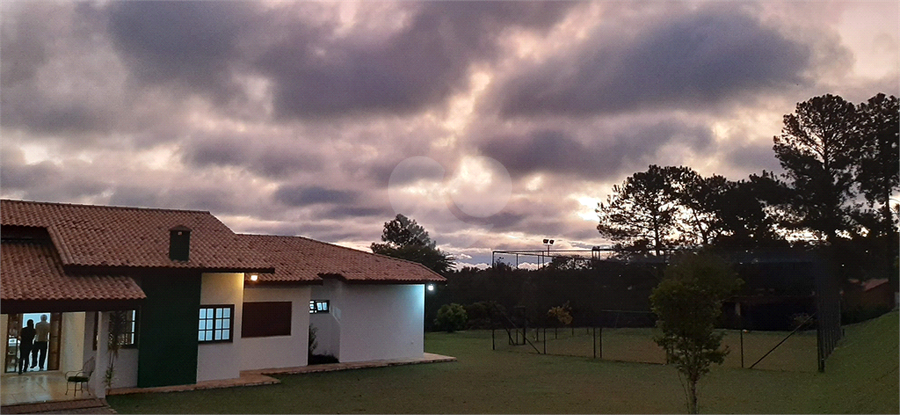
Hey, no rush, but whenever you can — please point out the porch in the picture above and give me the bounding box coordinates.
[0,371,92,406]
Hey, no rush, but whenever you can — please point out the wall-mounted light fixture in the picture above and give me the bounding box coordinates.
[249,274,259,282]
[427,284,435,292]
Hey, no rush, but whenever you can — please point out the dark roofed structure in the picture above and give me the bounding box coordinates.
[1,199,444,313]
[1,199,272,272]
[240,234,445,285]
[1,240,145,313]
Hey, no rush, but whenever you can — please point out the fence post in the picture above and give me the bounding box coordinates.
[592,327,597,359]
[492,326,495,351]
[543,327,546,354]
[740,328,744,368]
[598,327,603,359]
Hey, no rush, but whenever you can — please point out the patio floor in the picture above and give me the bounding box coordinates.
[0,371,92,406]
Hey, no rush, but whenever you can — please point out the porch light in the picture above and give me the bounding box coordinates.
[250,274,259,282]
[427,284,435,292]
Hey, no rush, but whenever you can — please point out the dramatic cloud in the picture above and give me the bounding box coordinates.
[274,185,360,207]
[1,1,896,268]
[491,7,813,117]
[257,1,578,119]
[478,121,713,181]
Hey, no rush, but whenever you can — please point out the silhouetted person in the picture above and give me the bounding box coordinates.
[32,315,50,371]
[18,320,35,375]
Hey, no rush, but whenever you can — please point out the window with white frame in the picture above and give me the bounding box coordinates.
[198,305,233,342]
[309,300,329,314]
[113,309,139,347]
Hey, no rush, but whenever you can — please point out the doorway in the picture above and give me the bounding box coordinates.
[4,313,62,374]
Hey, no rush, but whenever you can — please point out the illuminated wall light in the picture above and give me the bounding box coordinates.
[250,274,259,282]
[427,284,435,292]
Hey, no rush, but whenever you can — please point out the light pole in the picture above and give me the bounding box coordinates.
[543,238,554,267]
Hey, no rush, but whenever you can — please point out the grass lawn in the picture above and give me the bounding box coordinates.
[495,326,818,372]
[108,311,898,413]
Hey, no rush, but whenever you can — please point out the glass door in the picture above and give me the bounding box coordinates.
[5,314,21,373]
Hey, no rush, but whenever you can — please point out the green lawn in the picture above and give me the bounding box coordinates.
[108,311,898,413]
[495,326,818,371]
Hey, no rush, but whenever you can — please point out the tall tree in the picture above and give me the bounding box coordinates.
[371,214,455,274]
[855,93,899,291]
[772,94,860,242]
[597,165,697,256]
[710,174,787,248]
[856,94,899,211]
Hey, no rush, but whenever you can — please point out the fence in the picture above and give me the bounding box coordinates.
[490,305,820,372]
[491,325,819,372]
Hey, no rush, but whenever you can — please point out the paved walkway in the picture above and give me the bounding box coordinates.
[108,353,456,396]
[107,373,278,396]
[243,352,457,376]
[0,398,116,414]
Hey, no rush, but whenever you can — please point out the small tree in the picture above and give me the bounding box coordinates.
[650,253,741,414]
[434,303,468,332]
[547,302,573,326]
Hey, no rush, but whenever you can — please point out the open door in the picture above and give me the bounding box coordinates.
[5,314,21,373]
[4,313,63,373]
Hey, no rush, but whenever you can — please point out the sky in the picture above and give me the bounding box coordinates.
[2,1,898,269]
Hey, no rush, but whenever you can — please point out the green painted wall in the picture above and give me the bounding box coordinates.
[137,274,201,387]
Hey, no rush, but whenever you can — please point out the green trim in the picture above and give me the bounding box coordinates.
[136,274,201,387]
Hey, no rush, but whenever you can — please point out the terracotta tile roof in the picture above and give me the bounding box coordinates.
[1,241,145,301]
[1,199,271,271]
[240,234,446,284]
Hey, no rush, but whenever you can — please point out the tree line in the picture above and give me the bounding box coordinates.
[597,93,898,287]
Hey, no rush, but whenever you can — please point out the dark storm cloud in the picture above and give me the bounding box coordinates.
[274,185,359,207]
[479,121,712,180]
[493,8,812,117]
[325,205,395,220]
[108,185,247,215]
[99,1,579,120]
[181,136,323,179]
[0,3,50,87]
[445,205,527,231]
[106,1,254,103]
[1,2,123,137]
[256,1,577,119]
[725,142,783,174]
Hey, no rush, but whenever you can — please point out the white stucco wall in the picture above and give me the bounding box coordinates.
[110,349,139,388]
[60,312,86,374]
[240,285,311,371]
[310,279,341,357]
[82,312,96,365]
[197,273,244,382]
[338,284,425,363]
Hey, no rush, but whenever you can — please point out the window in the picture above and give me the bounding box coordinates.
[242,302,291,338]
[112,310,138,347]
[198,305,233,342]
[309,300,329,314]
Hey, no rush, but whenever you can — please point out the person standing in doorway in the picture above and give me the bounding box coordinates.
[32,315,50,371]
[18,320,35,375]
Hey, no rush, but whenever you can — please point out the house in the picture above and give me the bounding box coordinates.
[0,199,445,397]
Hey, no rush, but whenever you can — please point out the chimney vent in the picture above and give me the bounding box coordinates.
[169,225,191,261]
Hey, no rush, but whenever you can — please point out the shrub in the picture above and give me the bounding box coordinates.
[435,303,468,332]
[548,301,573,326]
[464,301,495,329]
